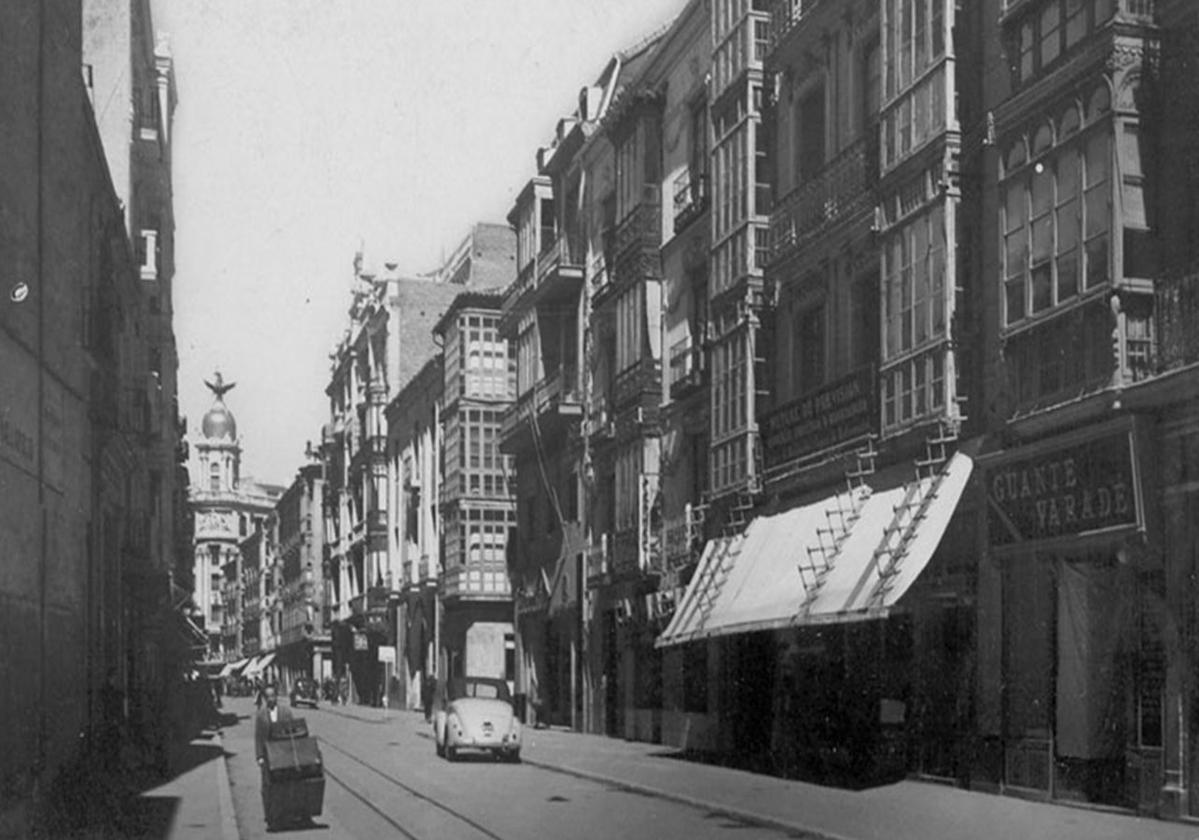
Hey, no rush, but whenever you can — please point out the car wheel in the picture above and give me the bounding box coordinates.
[506,749,521,764]
[445,745,457,762]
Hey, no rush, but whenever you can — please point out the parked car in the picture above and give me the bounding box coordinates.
[290,677,320,709]
[433,676,521,762]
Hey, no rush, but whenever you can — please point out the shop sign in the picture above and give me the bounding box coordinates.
[987,430,1140,544]
[352,630,368,651]
[761,366,876,467]
[376,645,396,664]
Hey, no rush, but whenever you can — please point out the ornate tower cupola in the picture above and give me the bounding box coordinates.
[197,370,242,492]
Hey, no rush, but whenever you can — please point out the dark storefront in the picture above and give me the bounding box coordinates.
[976,418,1164,811]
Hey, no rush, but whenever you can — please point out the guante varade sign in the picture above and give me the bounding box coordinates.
[987,430,1140,544]
[761,367,876,466]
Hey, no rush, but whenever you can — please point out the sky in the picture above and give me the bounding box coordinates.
[156,0,684,487]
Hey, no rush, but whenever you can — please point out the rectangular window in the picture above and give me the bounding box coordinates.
[797,86,826,183]
[798,305,826,395]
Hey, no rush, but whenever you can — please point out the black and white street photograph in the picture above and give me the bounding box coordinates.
[3,0,1199,838]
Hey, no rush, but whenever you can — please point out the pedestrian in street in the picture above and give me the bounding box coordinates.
[422,673,435,722]
[254,685,294,825]
[338,674,350,706]
[254,677,265,709]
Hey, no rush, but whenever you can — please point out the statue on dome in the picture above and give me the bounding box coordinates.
[204,370,236,399]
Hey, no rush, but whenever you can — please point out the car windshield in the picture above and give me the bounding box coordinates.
[447,678,510,702]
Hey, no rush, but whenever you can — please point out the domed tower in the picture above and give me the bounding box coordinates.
[198,371,241,492]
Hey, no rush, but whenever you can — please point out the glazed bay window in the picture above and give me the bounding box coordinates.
[1009,0,1119,86]
[1001,86,1111,327]
[462,315,511,399]
[881,0,949,172]
[880,204,948,430]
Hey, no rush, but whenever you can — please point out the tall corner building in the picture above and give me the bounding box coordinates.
[189,373,283,660]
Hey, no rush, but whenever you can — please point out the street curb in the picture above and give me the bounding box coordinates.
[212,730,240,840]
[521,755,855,840]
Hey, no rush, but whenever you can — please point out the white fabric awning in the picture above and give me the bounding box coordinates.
[243,652,277,677]
[797,449,974,623]
[657,449,974,647]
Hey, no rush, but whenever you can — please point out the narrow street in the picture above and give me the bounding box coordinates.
[218,697,803,840]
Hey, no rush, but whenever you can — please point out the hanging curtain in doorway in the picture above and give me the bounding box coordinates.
[1055,558,1129,760]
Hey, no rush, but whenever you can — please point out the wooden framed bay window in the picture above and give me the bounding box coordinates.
[1001,85,1111,328]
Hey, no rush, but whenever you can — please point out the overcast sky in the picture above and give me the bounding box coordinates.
[156,0,682,486]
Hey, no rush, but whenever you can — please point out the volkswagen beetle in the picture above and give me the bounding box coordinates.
[433,676,521,762]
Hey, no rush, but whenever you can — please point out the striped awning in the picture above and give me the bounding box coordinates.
[657,449,975,647]
[243,652,276,677]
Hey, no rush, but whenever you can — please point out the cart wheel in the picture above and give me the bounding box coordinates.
[435,739,445,758]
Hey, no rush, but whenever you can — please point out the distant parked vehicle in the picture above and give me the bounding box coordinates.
[290,677,320,709]
[433,676,521,763]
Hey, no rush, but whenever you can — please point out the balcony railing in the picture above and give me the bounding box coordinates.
[769,134,876,265]
[610,529,640,578]
[501,367,582,443]
[613,357,662,411]
[1154,271,1199,372]
[663,502,707,569]
[609,188,662,292]
[669,336,705,399]
[673,169,708,234]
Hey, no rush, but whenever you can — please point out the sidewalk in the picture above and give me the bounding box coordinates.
[150,727,239,840]
[382,706,1198,840]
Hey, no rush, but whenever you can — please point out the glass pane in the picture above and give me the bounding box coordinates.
[1031,171,1053,216]
[1031,263,1052,312]
[1005,183,1027,232]
[1086,236,1108,288]
[1123,182,1147,229]
[1086,187,1109,238]
[1006,279,1025,324]
[1057,198,1078,250]
[1085,132,1109,185]
[1032,124,1053,156]
[1006,232,1027,280]
[1057,250,1079,301]
[1006,141,1027,173]
[1032,216,1053,263]
[1056,147,1079,199]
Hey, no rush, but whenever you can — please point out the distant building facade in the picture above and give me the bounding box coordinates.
[189,374,283,659]
[434,291,517,683]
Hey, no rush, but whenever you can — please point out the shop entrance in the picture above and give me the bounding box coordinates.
[1001,552,1144,808]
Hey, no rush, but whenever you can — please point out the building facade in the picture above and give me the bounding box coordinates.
[387,358,443,710]
[189,374,283,660]
[971,0,1188,817]
[274,462,330,689]
[0,0,187,817]
[434,292,518,684]
[501,58,630,729]
[323,228,514,706]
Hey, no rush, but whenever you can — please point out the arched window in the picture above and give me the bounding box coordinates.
[209,462,220,492]
[1059,104,1080,139]
[1087,84,1111,121]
